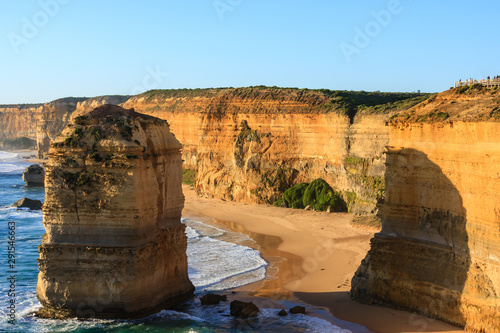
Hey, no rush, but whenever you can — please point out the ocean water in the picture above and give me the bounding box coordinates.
[0,151,349,332]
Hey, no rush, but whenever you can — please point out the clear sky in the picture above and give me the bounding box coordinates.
[1,0,499,104]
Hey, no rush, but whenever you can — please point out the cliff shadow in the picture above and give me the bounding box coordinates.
[350,147,470,328]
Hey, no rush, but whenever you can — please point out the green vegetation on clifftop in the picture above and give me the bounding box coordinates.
[136,86,432,120]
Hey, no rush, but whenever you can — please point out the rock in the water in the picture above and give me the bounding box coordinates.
[12,197,43,210]
[36,105,194,319]
[278,309,288,316]
[230,300,259,318]
[22,164,45,187]
[289,306,306,314]
[200,294,227,305]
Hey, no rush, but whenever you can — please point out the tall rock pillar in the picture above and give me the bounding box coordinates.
[36,104,194,319]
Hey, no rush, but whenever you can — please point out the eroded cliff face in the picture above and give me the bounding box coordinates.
[122,89,391,214]
[0,96,131,158]
[352,88,500,332]
[37,105,194,319]
[1,88,425,214]
[0,103,44,140]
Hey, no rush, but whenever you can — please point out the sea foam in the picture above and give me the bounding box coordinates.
[184,220,267,291]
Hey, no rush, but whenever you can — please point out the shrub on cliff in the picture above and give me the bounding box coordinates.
[281,182,309,209]
[302,178,346,212]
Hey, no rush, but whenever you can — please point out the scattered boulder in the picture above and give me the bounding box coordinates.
[304,205,311,211]
[230,300,260,318]
[22,164,45,187]
[12,197,43,210]
[289,306,306,314]
[200,294,227,305]
[278,309,288,316]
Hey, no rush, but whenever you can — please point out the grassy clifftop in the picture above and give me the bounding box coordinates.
[390,86,500,124]
[134,86,431,121]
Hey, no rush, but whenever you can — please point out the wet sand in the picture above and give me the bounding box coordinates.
[182,185,465,333]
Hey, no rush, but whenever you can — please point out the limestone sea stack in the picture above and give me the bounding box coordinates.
[22,164,45,186]
[36,104,194,319]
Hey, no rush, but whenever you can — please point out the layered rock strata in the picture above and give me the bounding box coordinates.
[1,88,425,214]
[122,89,392,213]
[36,104,194,319]
[352,95,500,331]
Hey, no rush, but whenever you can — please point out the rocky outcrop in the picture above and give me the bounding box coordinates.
[11,197,43,210]
[22,164,45,186]
[230,300,260,318]
[352,88,500,332]
[200,294,227,305]
[289,306,306,314]
[71,95,131,120]
[36,104,194,319]
[37,96,130,158]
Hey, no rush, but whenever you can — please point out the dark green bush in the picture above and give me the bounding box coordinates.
[282,182,309,209]
[302,178,345,211]
[88,152,102,162]
[182,168,196,186]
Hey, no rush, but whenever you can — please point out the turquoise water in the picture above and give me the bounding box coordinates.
[0,151,348,332]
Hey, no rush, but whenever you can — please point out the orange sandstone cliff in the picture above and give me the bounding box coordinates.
[120,88,425,214]
[1,88,427,215]
[3,86,499,329]
[36,105,194,319]
[351,87,500,332]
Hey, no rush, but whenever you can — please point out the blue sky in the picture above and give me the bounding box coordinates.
[1,0,499,104]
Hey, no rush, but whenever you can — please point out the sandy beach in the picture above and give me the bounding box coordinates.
[182,185,465,333]
[4,149,467,332]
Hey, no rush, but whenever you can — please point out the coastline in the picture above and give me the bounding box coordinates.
[2,149,44,164]
[182,185,465,333]
[3,148,466,332]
